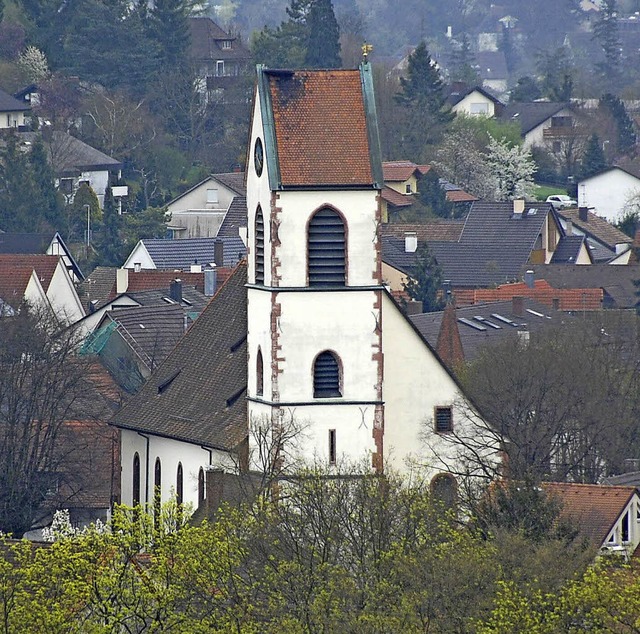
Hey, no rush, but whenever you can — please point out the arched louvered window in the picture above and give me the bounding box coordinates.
[308,208,345,287]
[255,206,264,284]
[313,351,341,398]
[132,452,140,505]
[431,473,457,509]
[256,348,264,397]
[176,463,183,506]
[198,467,205,506]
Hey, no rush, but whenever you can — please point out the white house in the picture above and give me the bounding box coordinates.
[111,65,495,515]
[448,84,503,117]
[578,166,640,223]
[0,87,30,128]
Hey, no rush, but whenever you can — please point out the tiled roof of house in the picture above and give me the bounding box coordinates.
[0,87,30,112]
[142,236,246,270]
[551,235,588,263]
[543,482,637,546]
[78,267,117,308]
[382,160,430,182]
[522,264,640,309]
[559,209,632,250]
[446,83,503,108]
[188,17,250,62]
[18,131,121,173]
[111,263,248,450]
[265,68,378,187]
[380,222,464,242]
[381,186,413,207]
[0,264,35,305]
[446,188,478,203]
[110,270,206,298]
[0,254,59,292]
[128,286,210,314]
[475,51,508,80]
[213,172,246,196]
[452,279,603,310]
[499,102,571,135]
[217,196,248,238]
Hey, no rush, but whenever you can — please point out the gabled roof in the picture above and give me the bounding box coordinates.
[446,83,503,108]
[543,482,638,546]
[258,65,383,189]
[111,263,248,450]
[213,172,246,196]
[217,196,248,238]
[560,208,632,250]
[550,235,589,263]
[18,131,121,174]
[499,102,572,135]
[139,237,246,270]
[382,160,430,182]
[128,287,210,314]
[381,186,413,207]
[0,264,37,304]
[578,165,640,184]
[0,254,60,292]
[188,17,250,62]
[380,221,464,243]
[0,87,30,112]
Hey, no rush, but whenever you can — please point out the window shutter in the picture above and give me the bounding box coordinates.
[314,351,341,397]
[255,207,265,284]
[308,209,345,286]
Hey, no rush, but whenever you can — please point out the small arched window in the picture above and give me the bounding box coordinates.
[176,463,183,507]
[256,348,264,397]
[313,351,341,398]
[431,473,457,509]
[308,208,345,287]
[132,452,140,506]
[198,467,205,506]
[255,206,264,284]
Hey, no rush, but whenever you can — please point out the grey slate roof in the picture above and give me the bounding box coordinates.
[551,235,587,263]
[0,232,51,253]
[142,236,246,269]
[411,298,579,361]
[214,172,246,196]
[217,196,247,239]
[188,17,251,63]
[19,131,121,173]
[559,208,632,251]
[499,102,571,135]
[521,264,640,310]
[128,286,209,314]
[0,87,30,112]
[111,263,248,450]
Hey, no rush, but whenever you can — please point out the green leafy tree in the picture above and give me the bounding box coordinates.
[403,242,445,312]
[64,182,101,244]
[304,0,340,68]
[581,133,607,179]
[395,42,454,160]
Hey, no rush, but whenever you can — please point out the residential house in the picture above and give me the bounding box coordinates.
[0,254,85,323]
[123,236,246,271]
[0,231,84,282]
[18,131,122,208]
[577,166,640,223]
[112,65,496,513]
[189,17,251,102]
[446,82,503,117]
[0,87,30,128]
[543,483,640,557]
[557,207,633,263]
[499,102,582,151]
[166,172,246,240]
[474,51,508,96]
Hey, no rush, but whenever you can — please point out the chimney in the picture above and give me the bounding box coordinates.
[436,301,465,370]
[578,206,588,222]
[213,239,224,267]
[513,199,525,216]
[191,260,202,273]
[169,278,182,303]
[204,267,217,296]
[116,268,129,294]
[565,219,572,236]
[552,298,560,311]
[517,330,530,347]
[524,269,534,289]
[404,300,422,316]
[404,231,418,253]
[512,295,524,317]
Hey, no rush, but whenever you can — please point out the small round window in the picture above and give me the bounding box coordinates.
[254,138,264,177]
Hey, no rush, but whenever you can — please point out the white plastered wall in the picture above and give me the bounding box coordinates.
[579,169,640,223]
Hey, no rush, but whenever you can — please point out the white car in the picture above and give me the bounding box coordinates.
[546,194,577,210]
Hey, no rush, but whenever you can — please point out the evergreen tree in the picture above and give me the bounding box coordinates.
[0,133,36,231]
[304,0,341,68]
[592,0,622,90]
[509,76,541,102]
[29,137,63,230]
[147,0,192,70]
[418,168,453,219]
[449,33,478,85]
[599,93,636,156]
[403,242,445,313]
[581,133,607,179]
[96,184,124,266]
[395,42,454,160]
[536,46,574,101]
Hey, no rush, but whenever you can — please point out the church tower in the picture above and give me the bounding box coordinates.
[245,64,386,468]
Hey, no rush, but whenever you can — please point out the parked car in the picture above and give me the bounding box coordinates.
[546,195,577,210]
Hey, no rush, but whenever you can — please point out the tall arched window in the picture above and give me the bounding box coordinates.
[132,452,140,506]
[308,208,345,287]
[431,473,457,509]
[313,351,342,398]
[256,348,264,396]
[176,463,184,506]
[198,467,205,506]
[255,206,264,284]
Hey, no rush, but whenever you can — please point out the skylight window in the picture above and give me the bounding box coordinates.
[491,313,520,327]
[458,318,486,331]
[473,316,502,329]
[526,308,545,318]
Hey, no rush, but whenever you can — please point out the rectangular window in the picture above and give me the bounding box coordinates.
[551,116,572,128]
[329,429,336,465]
[206,188,219,204]
[622,510,630,543]
[405,183,412,193]
[435,406,453,433]
[470,102,489,115]
[216,61,225,76]
[222,40,232,49]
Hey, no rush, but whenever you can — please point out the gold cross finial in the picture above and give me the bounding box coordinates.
[362,43,373,61]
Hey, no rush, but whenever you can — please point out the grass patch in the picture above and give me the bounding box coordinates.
[533,184,567,201]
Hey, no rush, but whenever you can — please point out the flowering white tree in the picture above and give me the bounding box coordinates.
[486,136,537,201]
[18,46,50,82]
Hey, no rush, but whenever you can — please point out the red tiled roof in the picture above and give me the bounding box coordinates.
[446,189,478,203]
[0,264,34,303]
[380,222,464,242]
[268,70,374,186]
[383,161,430,182]
[453,279,603,310]
[543,482,637,546]
[0,254,59,292]
[381,186,413,207]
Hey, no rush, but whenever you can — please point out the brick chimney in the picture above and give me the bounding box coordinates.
[436,301,464,370]
[578,207,588,222]
[512,295,524,317]
[169,278,182,303]
[214,239,224,267]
